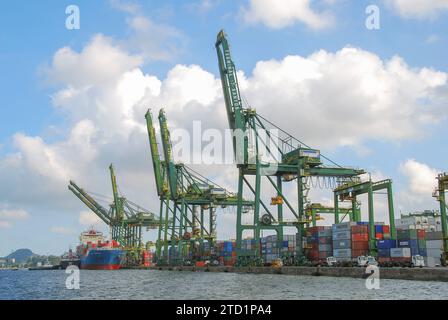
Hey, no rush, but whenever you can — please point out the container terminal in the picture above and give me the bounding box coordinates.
[65,30,448,280]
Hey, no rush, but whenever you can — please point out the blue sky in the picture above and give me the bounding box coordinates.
[0,0,447,256]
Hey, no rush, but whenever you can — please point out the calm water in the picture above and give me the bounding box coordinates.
[1,269,448,300]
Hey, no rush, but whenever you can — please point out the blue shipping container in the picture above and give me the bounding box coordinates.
[377,240,396,249]
[398,240,418,248]
[378,248,390,257]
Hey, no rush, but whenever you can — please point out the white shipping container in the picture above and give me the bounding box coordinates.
[426,248,443,258]
[333,248,352,258]
[390,248,411,258]
[426,240,443,249]
[332,230,351,240]
[332,222,357,232]
[424,257,441,267]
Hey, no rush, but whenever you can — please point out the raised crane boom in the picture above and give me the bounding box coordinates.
[145,109,165,197]
[109,164,124,220]
[68,180,111,223]
[158,109,179,199]
[215,30,244,133]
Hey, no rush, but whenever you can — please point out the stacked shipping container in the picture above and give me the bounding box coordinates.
[216,240,236,266]
[261,235,279,263]
[332,222,369,261]
[304,226,332,261]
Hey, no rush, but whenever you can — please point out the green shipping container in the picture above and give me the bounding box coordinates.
[418,240,426,248]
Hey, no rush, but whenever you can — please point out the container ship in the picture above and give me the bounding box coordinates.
[76,228,125,270]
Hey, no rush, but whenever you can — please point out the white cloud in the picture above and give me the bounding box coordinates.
[110,0,140,14]
[0,209,30,220]
[79,211,103,226]
[50,226,75,235]
[399,159,438,195]
[242,0,335,30]
[426,34,440,44]
[109,0,186,61]
[385,0,448,19]
[395,159,440,213]
[0,221,12,229]
[123,15,186,61]
[241,48,448,149]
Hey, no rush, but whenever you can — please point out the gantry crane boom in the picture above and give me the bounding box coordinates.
[216,30,244,133]
[158,109,180,199]
[68,183,111,224]
[145,109,165,197]
[109,164,125,221]
[68,180,111,222]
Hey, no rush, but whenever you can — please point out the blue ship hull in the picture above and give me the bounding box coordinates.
[80,249,124,270]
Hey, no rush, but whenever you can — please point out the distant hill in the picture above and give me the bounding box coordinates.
[3,249,35,263]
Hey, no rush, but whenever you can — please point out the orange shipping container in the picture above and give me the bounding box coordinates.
[352,241,369,250]
[352,233,368,241]
[352,249,369,257]
[351,225,368,234]
[375,233,383,240]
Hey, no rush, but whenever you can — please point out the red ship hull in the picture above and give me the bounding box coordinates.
[80,264,121,270]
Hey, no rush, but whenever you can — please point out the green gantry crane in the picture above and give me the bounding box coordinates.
[68,164,160,265]
[434,173,448,262]
[305,203,361,227]
[334,179,396,254]
[145,108,253,265]
[215,29,365,266]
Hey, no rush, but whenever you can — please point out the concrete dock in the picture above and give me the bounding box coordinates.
[144,265,448,282]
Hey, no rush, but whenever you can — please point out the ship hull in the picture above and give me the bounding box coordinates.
[80,264,121,270]
[80,249,124,270]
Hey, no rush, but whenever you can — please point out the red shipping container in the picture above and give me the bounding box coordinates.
[352,233,368,241]
[375,233,383,240]
[391,257,411,263]
[307,226,325,234]
[318,237,332,244]
[351,225,368,234]
[382,225,390,234]
[318,251,332,259]
[417,229,426,240]
[195,261,206,267]
[311,243,319,250]
[378,257,391,263]
[352,249,369,257]
[308,250,319,260]
[352,241,369,250]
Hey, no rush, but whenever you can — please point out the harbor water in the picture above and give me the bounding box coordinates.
[1,269,448,300]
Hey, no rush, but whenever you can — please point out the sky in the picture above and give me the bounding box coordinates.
[0,0,447,256]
